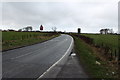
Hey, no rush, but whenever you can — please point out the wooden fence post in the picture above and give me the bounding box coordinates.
[118,48,120,64]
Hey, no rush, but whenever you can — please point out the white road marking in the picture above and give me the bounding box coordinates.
[37,36,73,79]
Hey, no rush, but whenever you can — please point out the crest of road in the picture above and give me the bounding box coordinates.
[2,34,73,79]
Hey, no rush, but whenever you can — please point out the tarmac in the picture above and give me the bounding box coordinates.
[56,53,89,78]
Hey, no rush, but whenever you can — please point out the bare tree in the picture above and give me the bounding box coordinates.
[52,27,57,32]
[109,29,114,34]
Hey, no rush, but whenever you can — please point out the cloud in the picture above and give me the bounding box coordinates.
[1,0,119,33]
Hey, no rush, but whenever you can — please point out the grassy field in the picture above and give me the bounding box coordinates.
[80,34,119,61]
[72,35,118,78]
[2,31,59,51]
[81,34,118,49]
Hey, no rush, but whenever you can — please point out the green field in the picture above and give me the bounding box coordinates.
[81,34,118,49]
[80,34,119,60]
[2,31,59,51]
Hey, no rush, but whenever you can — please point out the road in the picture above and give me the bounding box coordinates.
[2,34,73,79]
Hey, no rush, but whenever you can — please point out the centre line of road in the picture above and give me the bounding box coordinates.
[37,36,73,79]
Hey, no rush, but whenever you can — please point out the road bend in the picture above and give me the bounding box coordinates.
[2,34,73,79]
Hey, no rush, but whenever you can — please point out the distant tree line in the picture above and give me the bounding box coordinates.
[100,28,114,34]
[18,26,32,32]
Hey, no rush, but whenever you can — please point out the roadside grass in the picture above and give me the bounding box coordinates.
[73,35,117,79]
[2,31,59,51]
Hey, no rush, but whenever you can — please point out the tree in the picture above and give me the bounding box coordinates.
[100,28,110,34]
[78,28,81,33]
[18,26,32,32]
[100,29,104,34]
[52,27,57,32]
[18,29,22,32]
[104,29,109,34]
[109,29,114,34]
[25,26,32,31]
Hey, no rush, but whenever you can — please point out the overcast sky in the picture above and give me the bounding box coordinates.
[0,0,119,33]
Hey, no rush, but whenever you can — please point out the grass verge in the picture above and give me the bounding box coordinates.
[72,35,118,79]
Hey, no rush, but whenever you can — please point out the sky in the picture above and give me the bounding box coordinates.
[0,0,119,33]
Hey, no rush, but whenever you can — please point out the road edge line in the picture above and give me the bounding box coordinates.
[37,35,74,79]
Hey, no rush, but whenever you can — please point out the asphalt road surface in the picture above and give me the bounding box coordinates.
[2,34,73,79]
